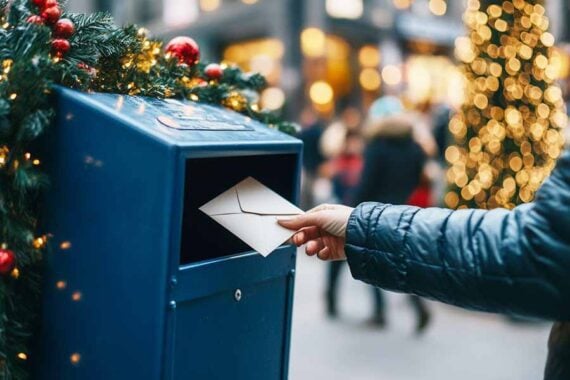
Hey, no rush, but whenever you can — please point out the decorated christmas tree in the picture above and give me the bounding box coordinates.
[445,0,567,210]
[0,0,297,378]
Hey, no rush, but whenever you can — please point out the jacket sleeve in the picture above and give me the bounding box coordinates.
[345,151,570,320]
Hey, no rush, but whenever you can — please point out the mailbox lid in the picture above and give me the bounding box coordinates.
[58,88,300,148]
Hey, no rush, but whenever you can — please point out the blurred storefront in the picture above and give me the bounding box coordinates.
[155,0,470,119]
[66,0,570,120]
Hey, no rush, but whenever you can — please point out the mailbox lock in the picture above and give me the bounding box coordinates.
[234,289,242,302]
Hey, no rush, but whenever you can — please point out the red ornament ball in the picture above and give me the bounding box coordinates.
[27,15,45,25]
[52,38,70,57]
[204,63,224,80]
[54,18,75,38]
[41,6,61,24]
[32,0,47,7]
[165,36,200,67]
[0,248,16,276]
[43,0,58,8]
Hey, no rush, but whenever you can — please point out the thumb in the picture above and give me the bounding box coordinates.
[277,212,323,230]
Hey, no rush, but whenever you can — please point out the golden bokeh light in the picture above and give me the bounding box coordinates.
[392,0,412,10]
[540,32,555,47]
[428,0,447,16]
[199,0,220,12]
[381,65,402,86]
[474,93,489,110]
[260,87,285,110]
[72,291,82,302]
[309,81,334,105]
[359,45,380,68]
[444,192,460,209]
[70,353,81,365]
[301,28,326,57]
[359,68,382,91]
[326,0,363,19]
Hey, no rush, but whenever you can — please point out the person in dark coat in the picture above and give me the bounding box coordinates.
[278,147,570,379]
[355,98,428,205]
[328,96,432,331]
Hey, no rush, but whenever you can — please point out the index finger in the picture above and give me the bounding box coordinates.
[277,212,324,230]
[292,226,321,246]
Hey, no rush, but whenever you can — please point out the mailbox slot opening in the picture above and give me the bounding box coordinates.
[180,154,298,265]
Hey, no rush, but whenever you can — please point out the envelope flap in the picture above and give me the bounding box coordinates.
[236,177,303,215]
[199,187,242,216]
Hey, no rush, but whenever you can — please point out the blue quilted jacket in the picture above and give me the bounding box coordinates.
[345,150,570,379]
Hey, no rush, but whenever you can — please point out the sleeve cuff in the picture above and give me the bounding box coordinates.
[345,203,418,293]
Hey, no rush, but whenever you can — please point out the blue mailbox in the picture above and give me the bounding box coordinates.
[37,88,302,379]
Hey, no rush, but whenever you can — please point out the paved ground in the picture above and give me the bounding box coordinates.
[289,251,552,380]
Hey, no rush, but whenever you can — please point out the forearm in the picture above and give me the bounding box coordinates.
[345,202,570,320]
[345,203,455,298]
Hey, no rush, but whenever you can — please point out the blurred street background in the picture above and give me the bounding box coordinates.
[65,0,570,378]
[290,250,551,380]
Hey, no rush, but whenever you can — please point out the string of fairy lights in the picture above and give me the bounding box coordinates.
[444,0,567,210]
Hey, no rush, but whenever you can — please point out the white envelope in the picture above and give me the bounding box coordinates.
[199,177,303,257]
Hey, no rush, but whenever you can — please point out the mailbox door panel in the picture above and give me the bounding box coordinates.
[173,278,289,379]
[170,249,295,380]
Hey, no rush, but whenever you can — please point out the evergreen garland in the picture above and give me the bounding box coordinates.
[0,0,298,377]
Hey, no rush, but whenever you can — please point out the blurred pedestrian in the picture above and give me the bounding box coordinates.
[306,106,363,206]
[320,106,362,160]
[321,131,364,206]
[349,96,434,332]
[298,107,326,209]
[425,103,453,206]
[321,130,364,320]
[431,104,453,163]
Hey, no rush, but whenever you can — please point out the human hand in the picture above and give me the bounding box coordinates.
[278,204,354,261]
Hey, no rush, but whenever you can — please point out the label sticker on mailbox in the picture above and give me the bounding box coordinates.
[199,177,304,257]
[149,98,255,131]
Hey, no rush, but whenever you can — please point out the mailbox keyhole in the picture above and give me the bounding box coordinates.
[234,289,242,302]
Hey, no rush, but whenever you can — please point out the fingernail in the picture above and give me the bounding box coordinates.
[277,216,294,222]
